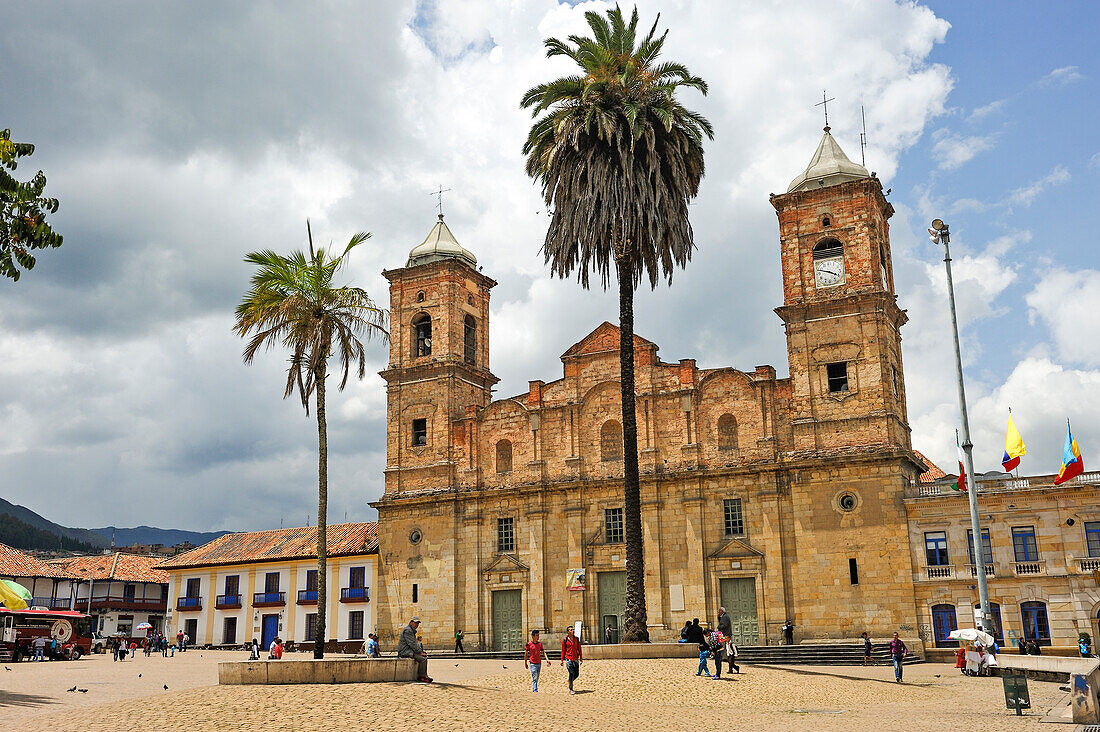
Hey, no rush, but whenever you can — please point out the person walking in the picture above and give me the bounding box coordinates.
[32,635,47,661]
[861,632,874,666]
[560,625,582,695]
[182,633,190,652]
[454,629,464,654]
[708,630,726,680]
[397,616,432,683]
[525,630,549,692]
[726,637,740,675]
[176,629,184,651]
[888,632,908,683]
[696,637,710,677]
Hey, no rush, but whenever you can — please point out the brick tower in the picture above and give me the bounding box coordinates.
[771,126,910,452]
[379,215,498,494]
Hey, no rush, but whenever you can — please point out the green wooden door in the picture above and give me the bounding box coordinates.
[597,571,626,643]
[719,577,758,645]
[492,589,523,651]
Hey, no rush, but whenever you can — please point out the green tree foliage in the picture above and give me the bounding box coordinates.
[234,222,387,658]
[522,5,711,642]
[0,513,100,553]
[1,129,63,281]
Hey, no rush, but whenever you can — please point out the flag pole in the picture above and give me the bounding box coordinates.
[930,219,992,637]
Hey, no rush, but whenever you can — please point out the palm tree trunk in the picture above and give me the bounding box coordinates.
[314,362,329,659]
[617,259,649,643]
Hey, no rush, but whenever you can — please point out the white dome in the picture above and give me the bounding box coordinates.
[406,215,477,268]
[786,127,870,193]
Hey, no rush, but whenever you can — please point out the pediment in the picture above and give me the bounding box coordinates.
[708,536,765,560]
[483,553,530,574]
[561,322,657,360]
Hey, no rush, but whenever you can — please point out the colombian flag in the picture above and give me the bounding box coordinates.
[954,438,967,492]
[1054,423,1084,485]
[1002,413,1026,472]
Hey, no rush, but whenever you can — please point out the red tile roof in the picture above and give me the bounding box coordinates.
[0,543,74,579]
[914,450,948,483]
[49,553,170,584]
[157,522,378,570]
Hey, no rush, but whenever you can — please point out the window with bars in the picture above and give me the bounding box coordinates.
[349,611,364,640]
[967,529,993,565]
[723,498,744,536]
[464,315,476,366]
[605,507,624,544]
[497,517,515,553]
[1012,526,1039,562]
[1086,522,1100,558]
[305,613,318,641]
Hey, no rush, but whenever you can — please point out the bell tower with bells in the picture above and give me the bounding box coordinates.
[770,116,910,452]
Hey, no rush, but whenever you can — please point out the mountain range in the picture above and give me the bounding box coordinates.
[0,497,231,552]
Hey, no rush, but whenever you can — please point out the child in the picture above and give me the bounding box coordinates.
[696,639,710,676]
[524,629,549,692]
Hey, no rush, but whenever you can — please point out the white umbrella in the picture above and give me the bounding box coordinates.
[948,628,995,646]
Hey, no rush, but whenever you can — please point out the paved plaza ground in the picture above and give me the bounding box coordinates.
[0,650,1071,731]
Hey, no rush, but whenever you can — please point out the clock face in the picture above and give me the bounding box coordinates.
[814,256,845,287]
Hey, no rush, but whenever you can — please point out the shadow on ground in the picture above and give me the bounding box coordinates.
[751,665,926,686]
[0,691,58,709]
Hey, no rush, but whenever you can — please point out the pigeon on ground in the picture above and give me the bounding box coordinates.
[66,685,77,692]
[454,664,459,667]
[163,685,168,690]
[78,689,88,693]
[3,666,10,671]
[138,673,142,678]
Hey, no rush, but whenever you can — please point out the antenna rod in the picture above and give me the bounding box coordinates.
[860,105,868,167]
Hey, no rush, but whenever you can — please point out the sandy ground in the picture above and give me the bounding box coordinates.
[0,651,1069,731]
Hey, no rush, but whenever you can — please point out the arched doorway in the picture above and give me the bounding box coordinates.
[931,604,957,648]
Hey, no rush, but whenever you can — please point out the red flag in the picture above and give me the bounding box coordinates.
[955,440,967,493]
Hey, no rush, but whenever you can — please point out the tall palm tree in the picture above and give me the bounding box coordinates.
[522,5,712,643]
[234,222,387,659]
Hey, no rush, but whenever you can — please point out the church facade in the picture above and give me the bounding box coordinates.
[371,129,930,650]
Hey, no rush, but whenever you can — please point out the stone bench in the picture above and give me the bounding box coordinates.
[219,657,418,685]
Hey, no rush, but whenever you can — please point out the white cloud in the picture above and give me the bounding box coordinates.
[1007,165,1071,207]
[1089,152,1100,170]
[968,98,1007,121]
[1038,65,1084,87]
[1026,269,1100,367]
[931,129,996,170]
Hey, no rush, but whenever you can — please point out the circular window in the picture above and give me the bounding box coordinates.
[838,492,857,511]
[467,295,474,305]
[416,291,425,303]
[409,528,422,545]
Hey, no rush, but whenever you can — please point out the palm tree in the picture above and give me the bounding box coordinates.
[522,5,711,643]
[234,222,387,659]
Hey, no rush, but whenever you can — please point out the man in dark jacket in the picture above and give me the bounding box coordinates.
[687,618,705,646]
[716,607,732,638]
[397,617,432,683]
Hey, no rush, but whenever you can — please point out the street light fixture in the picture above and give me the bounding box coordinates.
[930,219,992,637]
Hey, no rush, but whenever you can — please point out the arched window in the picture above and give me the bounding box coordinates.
[975,602,1004,644]
[813,238,844,258]
[464,315,476,366]
[931,604,957,648]
[1021,601,1050,646]
[717,414,738,451]
[496,439,512,474]
[601,420,623,462]
[412,313,432,358]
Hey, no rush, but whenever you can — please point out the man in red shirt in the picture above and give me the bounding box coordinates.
[560,625,583,695]
[525,630,549,692]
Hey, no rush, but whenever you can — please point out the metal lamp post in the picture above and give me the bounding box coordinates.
[929,218,992,636]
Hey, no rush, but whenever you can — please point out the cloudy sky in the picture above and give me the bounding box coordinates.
[2,1,1097,533]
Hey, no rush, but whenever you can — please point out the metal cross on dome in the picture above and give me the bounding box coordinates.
[815,90,835,128]
[430,185,452,217]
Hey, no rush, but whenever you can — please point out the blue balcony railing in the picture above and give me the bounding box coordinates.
[253,591,286,606]
[340,587,370,603]
[176,596,202,610]
[297,589,318,604]
[215,594,242,609]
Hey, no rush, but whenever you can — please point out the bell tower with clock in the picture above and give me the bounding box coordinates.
[771,126,910,451]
